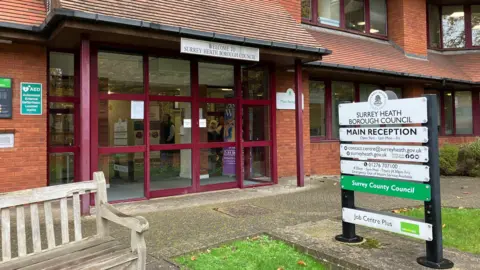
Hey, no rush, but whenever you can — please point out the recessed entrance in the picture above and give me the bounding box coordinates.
[89,49,275,202]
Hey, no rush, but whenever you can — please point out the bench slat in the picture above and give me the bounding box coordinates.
[16,206,27,257]
[60,198,69,244]
[1,209,11,261]
[0,181,98,209]
[73,193,82,241]
[30,204,42,253]
[44,201,56,249]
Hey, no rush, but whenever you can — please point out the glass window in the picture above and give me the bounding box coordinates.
[384,87,403,99]
[242,67,269,100]
[444,91,454,135]
[429,5,441,48]
[199,63,234,98]
[472,6,480,47]
[49,153,74,185]
[49,102,75,146]
[98,52,144,94]
[99,153,145,201]
[49,52,75,97]
[359,84,380,101]
[369,0,387,35]
[200,103,236,143]
[424,90,441,132]
[244,146,272,186]
[318,0,340,27]
[345,0,365,32]
[149,101,191,144]
[98,100,145,147]
[150,149,192,190]
[442,6,466,49]
[455,91,473,134]
[332,82,355,138]
[149,57,190,96]
[243,106,270,141]
[200,147,236,186]
[309,81,326,137]
[302,0,312,19]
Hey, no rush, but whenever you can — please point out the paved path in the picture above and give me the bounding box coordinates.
[81,176,480,269]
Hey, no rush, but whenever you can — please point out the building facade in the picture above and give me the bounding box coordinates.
[0,0,478,204]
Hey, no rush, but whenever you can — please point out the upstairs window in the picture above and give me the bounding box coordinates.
[302,0,387,36]
[428,4,480,49]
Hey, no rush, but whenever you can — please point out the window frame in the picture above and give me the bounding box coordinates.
[428,4,480,50]
[302,0,388,39]
[309,80,402,142]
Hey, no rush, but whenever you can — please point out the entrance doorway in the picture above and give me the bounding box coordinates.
[91,49,275,202]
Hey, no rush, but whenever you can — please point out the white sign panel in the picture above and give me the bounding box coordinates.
[183,119,192,128]
[339,127,428,143]
[276,88,304,110]
[343,208,433,241]
[181,38,259,62]
[131,101,144,120]
[339,92,427,125]
[0,133,14,148]
[199,119,207,128]
[113,164,129,173]
[340,144,429,163]
[341,160,430,182]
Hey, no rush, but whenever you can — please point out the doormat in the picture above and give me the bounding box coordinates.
[213,204,273,218]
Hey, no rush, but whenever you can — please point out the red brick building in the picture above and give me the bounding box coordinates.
[0,0,478,202]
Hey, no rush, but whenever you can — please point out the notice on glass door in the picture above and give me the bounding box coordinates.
[199,119,207,128]
[131,101,144,119]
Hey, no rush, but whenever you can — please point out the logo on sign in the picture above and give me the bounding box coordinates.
[22,85,41,92]
[368,90,388,110]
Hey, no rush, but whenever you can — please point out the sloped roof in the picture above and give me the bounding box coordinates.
[58,0,321,48]
[306,28,477,83]
[0,0,46,25]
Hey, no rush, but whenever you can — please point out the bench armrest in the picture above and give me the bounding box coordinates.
[99,203,149,233]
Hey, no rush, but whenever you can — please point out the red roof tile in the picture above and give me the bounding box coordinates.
[446,53,480,83]
[59,0,321,48]
[307,28,475,82]
[0,0,46,26]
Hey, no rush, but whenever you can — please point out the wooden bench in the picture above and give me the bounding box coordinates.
[0,172,149,270]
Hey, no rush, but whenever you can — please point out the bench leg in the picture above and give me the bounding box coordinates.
[131,230,146,270]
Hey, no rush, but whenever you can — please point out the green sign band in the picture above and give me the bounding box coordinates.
[0,78,11,88]
[341,175,431,201]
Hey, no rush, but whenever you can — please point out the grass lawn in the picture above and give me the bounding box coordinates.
[175,235,327,270]
[402,207,480,254]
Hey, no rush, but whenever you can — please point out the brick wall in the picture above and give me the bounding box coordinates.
[439,136,479,146]
[387,0,427,56]
[310,142,340,175]
[0,43,47,192]
[276,69,311,178]
[278,0,301,22]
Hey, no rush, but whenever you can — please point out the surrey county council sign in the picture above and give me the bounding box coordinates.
[180,38,259,62]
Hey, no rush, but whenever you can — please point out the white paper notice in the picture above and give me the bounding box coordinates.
[199,119,207,128]
[131,101,144,119]
[183,119,192,128]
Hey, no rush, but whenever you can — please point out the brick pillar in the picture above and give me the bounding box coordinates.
[387,0,427,57]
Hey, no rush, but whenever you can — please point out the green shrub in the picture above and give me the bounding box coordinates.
[439,144,459,175]
[457,140,480,177]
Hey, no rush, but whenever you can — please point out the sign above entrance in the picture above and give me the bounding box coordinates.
[276,88,304,110]
[339,92,427,125]
[181,38,259,62]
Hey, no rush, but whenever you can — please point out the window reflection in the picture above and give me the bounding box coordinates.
[318,0,340,26]
[332,82,355,138]
[149,58,190,96]
[49,102,75,146]
[345,0,365,32]
[98,52,144,94]
[49,52,75,97]
[150,150,192,190]
[472,6,480,46]
[200,147,236,186]
[149,101,191,144]
[244,147,272,186]
[442,6,466,48]
[369,0,386,35]
[309,81,326,137]
[455,91,473,135]
[49,153,74,185]
[200,103,236,143]
[199,63,234,98]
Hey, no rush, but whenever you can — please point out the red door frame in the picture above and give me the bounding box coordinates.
[88,44,277,202]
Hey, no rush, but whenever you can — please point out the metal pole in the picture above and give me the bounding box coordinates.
[294,59,304,187]
[417,94,453,269]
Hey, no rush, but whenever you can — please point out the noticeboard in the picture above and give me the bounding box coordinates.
[0,78,12,119]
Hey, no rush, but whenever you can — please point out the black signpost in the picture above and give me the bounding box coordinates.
[335,92,453,269]
[417,94,454,269]
[0,78,12,119]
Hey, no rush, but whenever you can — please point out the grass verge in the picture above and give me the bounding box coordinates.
[175,235,327,270]
[402,207,480,254]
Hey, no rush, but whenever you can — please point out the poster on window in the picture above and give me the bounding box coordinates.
[223,104,236,175]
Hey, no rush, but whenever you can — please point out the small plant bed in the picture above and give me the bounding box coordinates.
[400,207,480,254]
[175,235,327,270]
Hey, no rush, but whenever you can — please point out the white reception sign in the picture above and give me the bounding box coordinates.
[339,127,428,143]
[339,92,427,125]
[340,144,429,163]
[181,38,259,61]
[341,160,430,182]
[342,208,433,241]
[276,88,304,110]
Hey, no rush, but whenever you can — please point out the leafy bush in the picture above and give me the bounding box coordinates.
[439,144,459,175]
[457,140,480,177]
